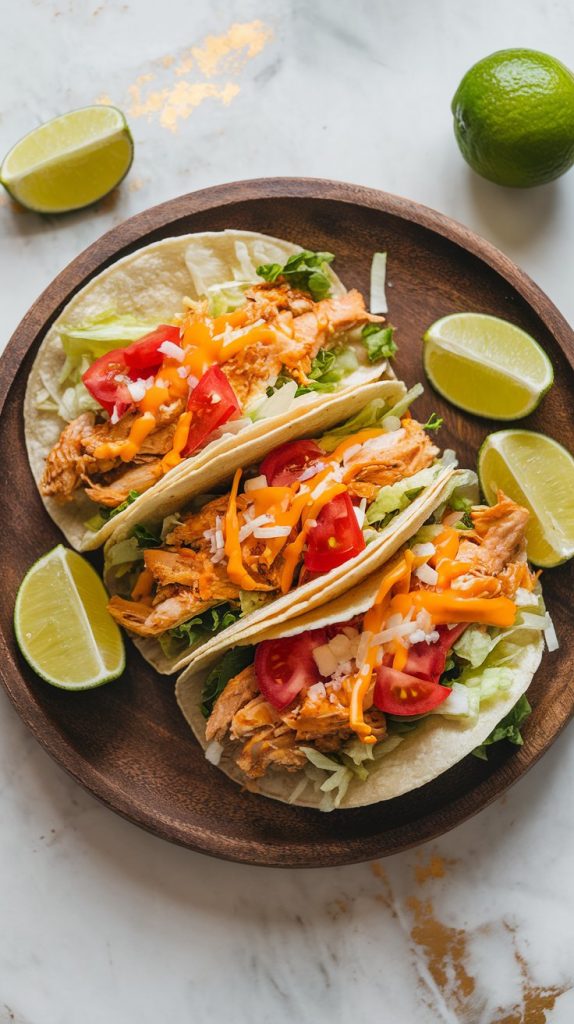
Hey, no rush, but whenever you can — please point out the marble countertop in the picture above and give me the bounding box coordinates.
[1,2,573,1021]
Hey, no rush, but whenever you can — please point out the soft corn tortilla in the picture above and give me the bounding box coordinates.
[176,538,544,809]
[104,441,457,675]
[25,229,395,552]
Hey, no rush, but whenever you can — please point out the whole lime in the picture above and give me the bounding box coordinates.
[451,49,574,187]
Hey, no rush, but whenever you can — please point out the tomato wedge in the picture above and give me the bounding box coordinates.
[305,492,366,573]
[82,349,131,418]
[374,666,451,715]
[82,325,182,417]
[259,439,324,486]
[255,629,327,711]
[123,325,181,375]
[403,623,467,683]
[182,365,241,457]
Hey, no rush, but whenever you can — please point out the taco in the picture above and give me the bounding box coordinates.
[103,383,456,674]
[175,480,547,810]
[25,230,397,552]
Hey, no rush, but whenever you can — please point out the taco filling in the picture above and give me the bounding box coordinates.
[38,250,393,519]
[197,490,547,807]
[105,388,451,657]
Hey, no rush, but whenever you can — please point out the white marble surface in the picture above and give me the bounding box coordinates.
[1,2,573,1021]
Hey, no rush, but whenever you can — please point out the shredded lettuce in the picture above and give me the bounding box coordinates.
[201,646,254,719]
[296,346,360,395]
[159,603,241,660]
[297,733,405,810]
[320,383,424,452]
[366,458,452,526]
[257,250,334,301]
[205,281,250,316]
[454,626,496,669]
[473,695,532,760]
[106,537,142,567]
[361,323,397,362]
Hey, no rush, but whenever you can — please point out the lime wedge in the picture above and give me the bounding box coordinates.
[478,430,574,567]
[423,313,553,419]
[1,106,133,213]
[14,545,125,689]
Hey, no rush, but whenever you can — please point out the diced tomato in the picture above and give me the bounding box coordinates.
[373,666,451,715]
[404,623,467,683]
[82,349,132,418]
[182,365,241,457]
[305,492,366,573]
[123,325,181,377]
[255,629,328,711]
[81,325,182,416]
[259,440,324,487]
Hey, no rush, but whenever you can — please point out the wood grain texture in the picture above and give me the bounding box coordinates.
[0,178,572,868]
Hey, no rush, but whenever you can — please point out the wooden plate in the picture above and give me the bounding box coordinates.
[0,179,572,868]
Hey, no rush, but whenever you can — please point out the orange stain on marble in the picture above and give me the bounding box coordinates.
[117,20,272,132]
[408,896,476,1010]
[191,20,273,77]
[415,853,458,884]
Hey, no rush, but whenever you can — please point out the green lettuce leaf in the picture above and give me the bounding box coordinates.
[473,695,532,760]
[366,460,448,525]
[257,250,335,301]
[295,346,359,396]
[159,603,241,660]
[361,324,397,362]
[320,384,424,452]
[132,523,163,549]
[201,646,255,719]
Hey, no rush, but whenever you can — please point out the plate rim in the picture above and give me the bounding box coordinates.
[1,176,573,868]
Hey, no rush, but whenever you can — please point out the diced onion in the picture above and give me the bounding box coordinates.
[158,340,185,362]
[313,644,339,677]
[299,461,325,482]
[414,563,439,586]
[244,474,268,492]
[370,251,388,314]
[544,613,560,652]
[307,681,327,701]
[411,542,436,559]
[126,378,149,403]
[328,632,358,662]
[205,740,223,765]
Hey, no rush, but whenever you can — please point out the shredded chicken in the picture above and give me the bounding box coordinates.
[345,419,439,501]
[107,589,217,637]
[165,496,232,548]
[221,285,383,403]
[205,665,387,780]
[83,459,164,507]
[453,491,532,599]
[40,413,98,500]
[107,549,240,637]
[205,665,259,743]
